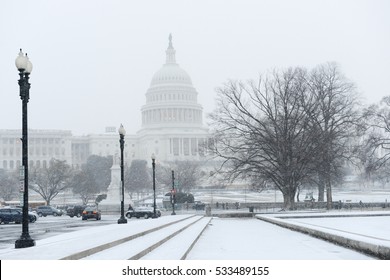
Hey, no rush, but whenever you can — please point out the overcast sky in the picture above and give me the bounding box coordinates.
[1,0,389,136]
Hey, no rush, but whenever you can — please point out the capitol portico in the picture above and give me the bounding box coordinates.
[0,35,212,170]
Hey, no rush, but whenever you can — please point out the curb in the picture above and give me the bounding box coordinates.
[256,215,390,260]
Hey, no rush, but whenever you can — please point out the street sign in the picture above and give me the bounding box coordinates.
[19,180,24,192]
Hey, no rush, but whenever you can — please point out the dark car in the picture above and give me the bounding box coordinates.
[15,206,39,222]
[66,205,85,218]
[82,206,101,220]
[0,207,37,224]
[36,206,63,217]
[192,201,206,210]
[126,207,161,219]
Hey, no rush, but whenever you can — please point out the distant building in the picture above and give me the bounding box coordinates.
[0,35,212,171]
[137,34,210,161]
[0,129,72,170]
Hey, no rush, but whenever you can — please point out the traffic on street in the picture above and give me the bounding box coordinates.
[0,214,125,249]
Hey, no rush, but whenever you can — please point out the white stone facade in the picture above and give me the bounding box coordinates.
[0,35,211,170]
[0,129,73,170]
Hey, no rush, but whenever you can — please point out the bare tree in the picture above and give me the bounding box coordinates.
[29,159,72,205]
[83,155,112,193]
[306,63,360,208]
[124,159,150,199]
[359,96,390,187]
[209,68,320,209]
[68,169,96,205]
[0,169,19,201]
[69,155,113,204]
[157,160,204,193]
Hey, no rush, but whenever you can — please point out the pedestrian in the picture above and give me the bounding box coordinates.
[128,204,133,211]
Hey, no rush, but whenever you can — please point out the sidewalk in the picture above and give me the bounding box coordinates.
[0,215,197,260]
[0,211,389,260]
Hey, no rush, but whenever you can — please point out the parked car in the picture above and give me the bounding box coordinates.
[192,201,206,210]
[82,206,101,220]
[0,207,37,224]
[15,205,38,222]
[36,206,63,217]
[66,205,85,218]
[126,207,161,219]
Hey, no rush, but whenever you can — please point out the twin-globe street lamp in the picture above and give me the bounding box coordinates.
[117,124,127,224]
[15,49,36,248]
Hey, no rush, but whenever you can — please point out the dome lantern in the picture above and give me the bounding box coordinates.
[150,34,193,86]
[166,33,176,64]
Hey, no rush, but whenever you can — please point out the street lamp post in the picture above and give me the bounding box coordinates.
[151,153,157,218]
[117,124,127,224]
[171,170,176,215]
[15,49,35,249]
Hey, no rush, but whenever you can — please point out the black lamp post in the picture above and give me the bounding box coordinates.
[171,170,176,215]
[15,49,35,249]
[117,124,127,224]
[151,153,157,218]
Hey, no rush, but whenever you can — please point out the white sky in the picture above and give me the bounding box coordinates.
[1,0,389,136]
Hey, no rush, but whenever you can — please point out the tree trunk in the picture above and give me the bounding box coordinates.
[317,173,325,201]
[326,180,333,209]
[282,191,296,210]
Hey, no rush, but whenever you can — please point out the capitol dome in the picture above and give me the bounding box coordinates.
[150,34,192,86]
[151,64,192,86]
[141,34,204,129]
[137,34,210,163]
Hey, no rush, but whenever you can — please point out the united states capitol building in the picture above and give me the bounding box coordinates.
[0,35,211,171]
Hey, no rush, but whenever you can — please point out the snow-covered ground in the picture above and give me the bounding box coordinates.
[2,211,389,279]
[3,190,390,280]
[0,212,385,260]
[193,188,390,204]
[187,217,375,260]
